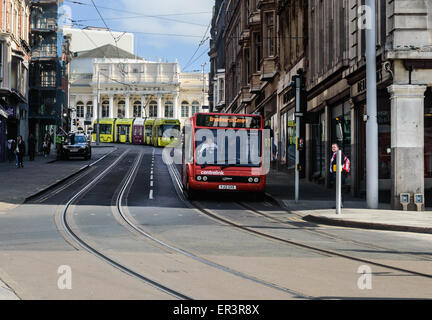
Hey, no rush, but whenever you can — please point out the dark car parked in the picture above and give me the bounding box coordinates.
[61,133,92,160]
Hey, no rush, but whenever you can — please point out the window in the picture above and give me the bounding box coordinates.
[102,101,109,118]
[265,12,275,57]
[149,101,157,117]
[254,32,261,72]
[192,101,200,116]
[181,101,189,118]
[76,102,84,118]
[165,101,174,118]
[86,101,93,118]
[117,101,125,118]
[133,101,141,118]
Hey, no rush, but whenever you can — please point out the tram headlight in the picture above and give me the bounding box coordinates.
[248,177,254,183]
[254,177,260,183]
[196,176,202,181]
[202,176,208,182]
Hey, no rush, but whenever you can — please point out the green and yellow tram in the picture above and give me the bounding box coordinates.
[92,119,116,143]
[151,118,181,147]
[144,119,155,145]
[115,118,134,143]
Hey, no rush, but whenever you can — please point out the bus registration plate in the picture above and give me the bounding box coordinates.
[219,185,237,190]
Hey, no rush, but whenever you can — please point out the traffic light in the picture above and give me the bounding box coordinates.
[73,119,76,126]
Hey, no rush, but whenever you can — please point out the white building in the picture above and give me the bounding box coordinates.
[63,26,134,54]
[69,44,208,131]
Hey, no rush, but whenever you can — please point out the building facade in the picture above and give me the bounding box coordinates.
[208,0,226,112]
[211,0,432,210]
[29,0,71,152]
[0,0,31,162]
[69,44,208,132]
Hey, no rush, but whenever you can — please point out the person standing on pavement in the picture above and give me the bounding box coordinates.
[28,134,36,161]
[330,143,350,206]
[15,136,25,168]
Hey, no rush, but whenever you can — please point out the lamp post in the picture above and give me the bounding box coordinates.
[365,0,379,209]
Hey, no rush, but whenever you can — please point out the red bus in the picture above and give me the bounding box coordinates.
[181,113,268,199]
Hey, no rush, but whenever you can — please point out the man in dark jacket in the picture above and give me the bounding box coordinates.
[15,136,25,168]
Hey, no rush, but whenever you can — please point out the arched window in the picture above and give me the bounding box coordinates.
[133,101,141,118]
[102,101,110,118]
[192,101,200,116]
[86,101,93,118]
[149,101,157,118]
[181,101,189,118]
[117,100,125,119]
[165,101,173,118]
[76,101,84,118]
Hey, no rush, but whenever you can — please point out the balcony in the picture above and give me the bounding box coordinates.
[31,18,57,31]
[31,44,58,60]
[250,73,262,93]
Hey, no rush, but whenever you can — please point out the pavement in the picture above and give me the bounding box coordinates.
[0,144,116,209]
[265,168,432,235]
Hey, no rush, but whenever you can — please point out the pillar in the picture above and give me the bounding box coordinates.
[388,84,427,211]
[109,94,114,118]
[174,92,179,119]
[157,94,162,118]
[141,95,147,118]
[125,94,130,119]
[93,95,98,122]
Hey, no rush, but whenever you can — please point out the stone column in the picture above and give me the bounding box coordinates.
[157,94,162,118]
[93,95,98,122]
[388,84,427,211]
[174,92,179,119]
[324,102,331,188]
[141,95,147,118]
[70,97,76,131]
[109,94,114,118]
[125,94,130,119]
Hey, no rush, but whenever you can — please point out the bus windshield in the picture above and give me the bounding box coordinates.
[194,129,262,167]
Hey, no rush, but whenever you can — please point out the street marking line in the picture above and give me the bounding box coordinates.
[149,189,154,200]
[150,181,154,187]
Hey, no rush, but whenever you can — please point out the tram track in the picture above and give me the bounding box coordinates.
[59,149,192,300]
[167,162,432,281]
[116,149,310,299]
[235,201,432,262]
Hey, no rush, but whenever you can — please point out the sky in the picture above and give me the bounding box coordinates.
[62,0,214,73]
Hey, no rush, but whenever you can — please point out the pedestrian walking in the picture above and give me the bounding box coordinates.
[28,134,36,161]
[43,133,50,158]
[7,138,16,163]
[330,143,350,206]
[15,136,25,168]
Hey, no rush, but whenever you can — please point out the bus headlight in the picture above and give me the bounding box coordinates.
[254,178,260,183]
[248,177,254,183]
[196,176,202,181]
[202,176,208,182]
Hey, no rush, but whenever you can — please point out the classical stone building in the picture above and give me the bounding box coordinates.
[69,44,208,132]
